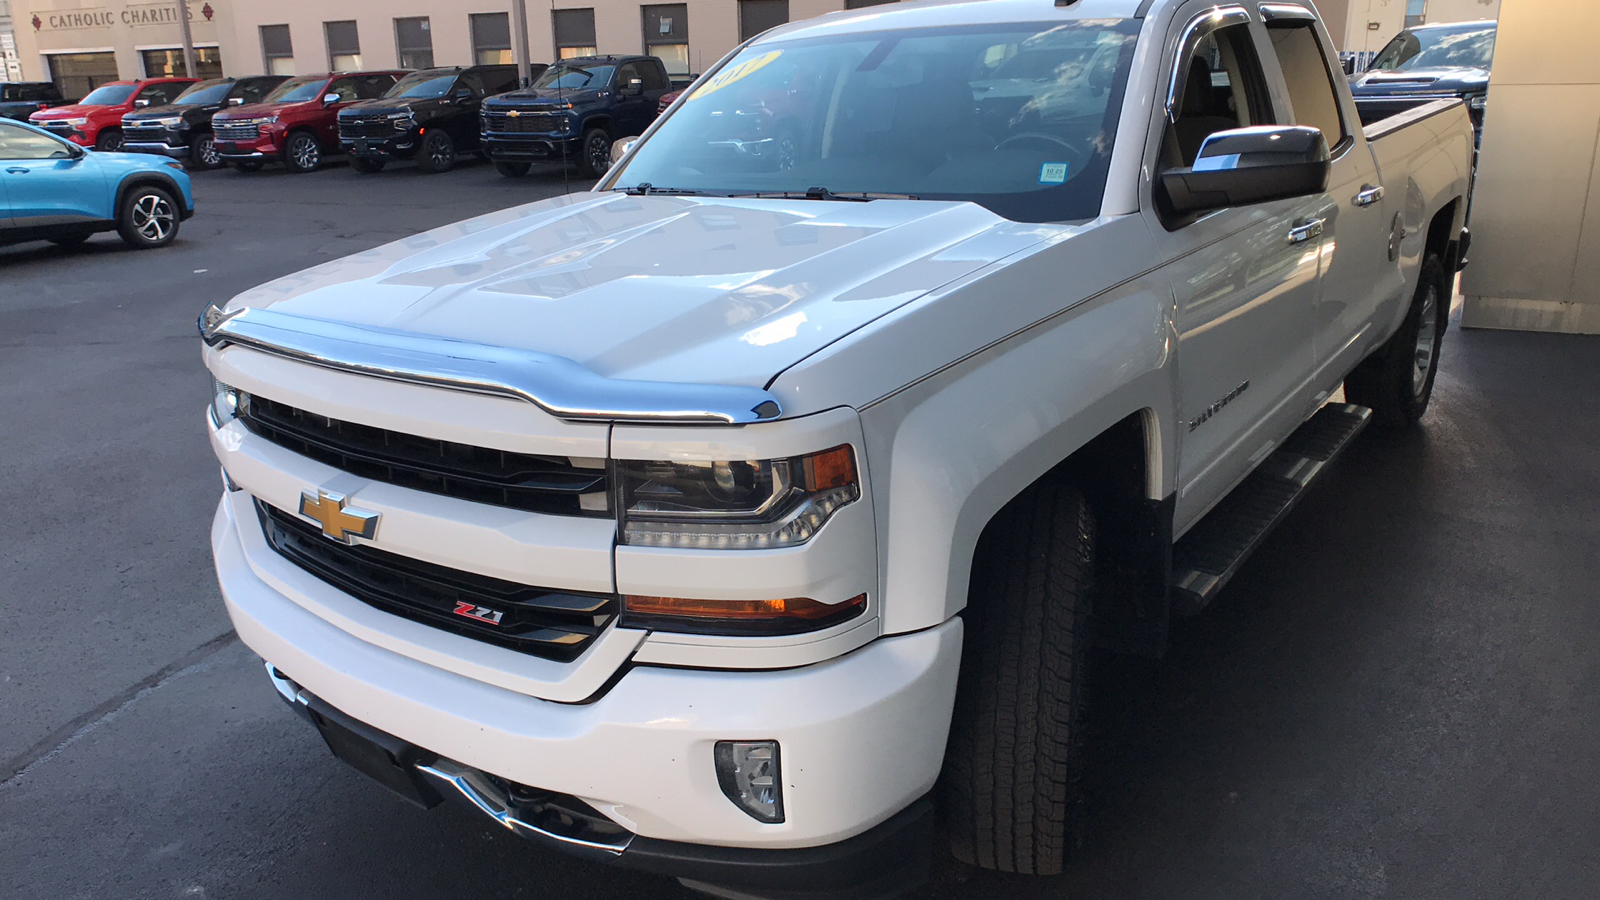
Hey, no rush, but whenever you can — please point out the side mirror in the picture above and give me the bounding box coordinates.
[611,136,639,165]
[621,78,644,96]
[228,97,244,106]
[133,99,150,108]
[1162,126,1331,215]
[67,143,87,159]
[323,93,342,106]
[1343,56,1358,76]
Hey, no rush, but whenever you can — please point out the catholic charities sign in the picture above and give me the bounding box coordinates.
[31,2,215,31]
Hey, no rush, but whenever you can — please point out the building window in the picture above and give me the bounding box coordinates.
[46,51,118,98]
[844,0,897,7]
[261,25,294,76]
[1404,0,1427,28]
[739,0,787,42]
[395,17,433,70]
[470,13,513,65]
[553,8,597,60]
[141,46,224,79]
[325,20,362,72]
[642,4,689,77]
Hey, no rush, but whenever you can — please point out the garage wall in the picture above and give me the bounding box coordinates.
[1461,0,1600,334]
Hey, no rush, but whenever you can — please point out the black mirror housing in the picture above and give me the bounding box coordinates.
[1162,126,1331,214]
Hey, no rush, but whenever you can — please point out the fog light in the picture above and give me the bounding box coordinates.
[714,741,784,823]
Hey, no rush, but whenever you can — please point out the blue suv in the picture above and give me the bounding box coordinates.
[0,117,194,250]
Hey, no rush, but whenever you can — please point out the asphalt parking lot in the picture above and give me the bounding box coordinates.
[3,159,1599,900]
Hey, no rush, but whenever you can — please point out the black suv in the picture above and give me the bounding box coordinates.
[481,55,672,178]
[121,76,289,169]
[339,65,522,173]
[1,82,72,121]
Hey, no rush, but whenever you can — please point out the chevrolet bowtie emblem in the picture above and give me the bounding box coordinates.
[298,489,379,544]
[507,110,521,117]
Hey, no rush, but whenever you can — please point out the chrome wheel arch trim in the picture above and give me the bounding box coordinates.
[199,304,785,425]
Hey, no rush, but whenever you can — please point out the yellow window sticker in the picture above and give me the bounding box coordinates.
[689,50,784,101]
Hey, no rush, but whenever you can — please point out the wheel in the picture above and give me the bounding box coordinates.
[1344,254,1449,429]
[283,131,322,173]
[94,129,124,152]
[416,130,456,174]
[350,155,387,174]
[188,132,222,170]
[232,160,264,173]
[48,232,91,246]
[116,185,180,248]
[577,127,611,178]
[943,482,1094,875]
[493,160,531,178]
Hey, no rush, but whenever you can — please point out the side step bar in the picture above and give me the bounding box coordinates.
[1170,403,1372,615]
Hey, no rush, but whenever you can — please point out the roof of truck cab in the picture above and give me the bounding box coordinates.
[754,0,1152,43]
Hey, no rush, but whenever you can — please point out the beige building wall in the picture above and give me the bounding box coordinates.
[10,0,243,83]
[1461,0,1600,334]
[1421,0,1499,26]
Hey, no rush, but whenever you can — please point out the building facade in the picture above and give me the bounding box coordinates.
[5,0,1502,94]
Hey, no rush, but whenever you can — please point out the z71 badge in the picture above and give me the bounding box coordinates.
[452,601,504,625]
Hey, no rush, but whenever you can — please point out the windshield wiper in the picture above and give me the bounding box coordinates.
[732,186,919,202]
[620,183,711,196]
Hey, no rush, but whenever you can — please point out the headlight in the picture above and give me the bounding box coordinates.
[257,115,279,125]
[64,117,88,127]
[210,377,249,427]
[617,445,859,549]
[156,116,185,128]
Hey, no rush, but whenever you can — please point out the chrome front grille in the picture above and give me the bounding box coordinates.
[214,120,260,141]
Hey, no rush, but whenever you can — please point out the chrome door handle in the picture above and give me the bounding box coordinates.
[1355,184,1385,207]
[1288,218,1325,245]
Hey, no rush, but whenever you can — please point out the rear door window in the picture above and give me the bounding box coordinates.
[1264,20,1348,152]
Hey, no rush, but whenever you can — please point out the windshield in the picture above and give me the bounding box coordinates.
[1371,24,1496,71]
[173,81,232,105]
[533,63,615,90]
[611,20,1139,222]
[264,76,327,103]
[387,72,457,98]
[81,84,137,105]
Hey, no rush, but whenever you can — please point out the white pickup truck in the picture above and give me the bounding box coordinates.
[201,0,1474,894]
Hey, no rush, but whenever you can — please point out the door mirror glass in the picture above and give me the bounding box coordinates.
[1162,126,1330,214]
[323,93,342,106]
[622,77,645,96]
[133,99,150,108]
[228,96,244,106]
[611,136,639,165]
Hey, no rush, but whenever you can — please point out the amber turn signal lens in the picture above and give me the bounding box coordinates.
[802,445,857,491]
[622,593,867,636]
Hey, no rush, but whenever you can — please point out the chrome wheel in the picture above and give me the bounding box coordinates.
[132,193,175,243]
[427,136,453,170]
[195,135,220,168]
[1412,285,1439,396]
[289,134,320,171]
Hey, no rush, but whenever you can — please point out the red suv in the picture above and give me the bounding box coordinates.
[29,78,198,151]
[212,71,403,173]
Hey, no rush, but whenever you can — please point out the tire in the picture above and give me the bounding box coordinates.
[577,127,611,178]
[48,232,92,247]
[188,132,222,170]
[493,160,531,178]
[232,160,264,173]
[116,184,180,248]
[350,155,386,174]
[94,129,124,152]
[416,130,456,174]
[1344,254,1449,429]
[283,131,322,173]
[943,482,1095,876]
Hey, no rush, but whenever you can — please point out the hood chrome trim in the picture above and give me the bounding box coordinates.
[199,304,783,424]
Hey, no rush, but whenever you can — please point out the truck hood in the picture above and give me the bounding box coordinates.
[223,192,1052,389]
[31,102,117,120]
[1351,66,1490,95]
[215,100,306,120]
[489,87,607,107]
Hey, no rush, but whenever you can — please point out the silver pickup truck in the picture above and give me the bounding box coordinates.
[200,0,1474,896]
